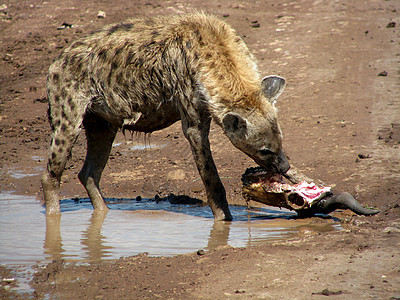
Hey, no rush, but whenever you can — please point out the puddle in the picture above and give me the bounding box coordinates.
[6,166,43,179]
[113,140,167,150]
[0,192,340,266]
[7,170,42,179]
[129,143,167,150]
[2,157,45,179]
[5,157,44,179]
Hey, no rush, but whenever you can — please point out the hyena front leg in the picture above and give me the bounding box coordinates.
[180,105,233,221]
[78,113,118,211]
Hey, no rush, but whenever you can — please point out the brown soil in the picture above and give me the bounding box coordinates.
[1,0,399,299]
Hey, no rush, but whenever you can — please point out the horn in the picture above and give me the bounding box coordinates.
[316,192,380,216]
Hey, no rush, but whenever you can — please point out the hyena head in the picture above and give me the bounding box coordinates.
[222,76,290,174]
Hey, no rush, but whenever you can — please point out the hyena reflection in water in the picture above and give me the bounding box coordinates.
[42,13,290,220]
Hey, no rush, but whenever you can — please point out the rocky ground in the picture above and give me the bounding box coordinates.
[0,0,399,299]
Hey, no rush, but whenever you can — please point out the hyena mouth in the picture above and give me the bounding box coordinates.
[241,167,332,211]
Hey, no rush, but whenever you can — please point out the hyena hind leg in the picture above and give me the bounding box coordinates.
[42,116,83,215]
[78,113,118,211]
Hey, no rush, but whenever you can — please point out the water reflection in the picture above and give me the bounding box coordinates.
[81,210,112,260]
[44,215,63,260]
[41,198,339,262]
[207,221,231,250]
[0,194,340,265]
[43,209,235,262]
[44,210,113,262]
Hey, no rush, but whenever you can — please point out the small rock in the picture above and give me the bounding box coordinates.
[232,3,245,9]
[3,53,13,62]
[136,195,142,201]
[58,22,73,30]
[386,21,396,28]
[34,97,47,103]
[191,185,203,193]
[251,21,260,28]
[383,227,400,234]
[313,288,343,296]
[167,194,202,205]
[197,249,205,256]
[314,255,326,261]
[0,4,8,12]
[97,10,106,18]
[167,169,186,180]
[378,71,388,76]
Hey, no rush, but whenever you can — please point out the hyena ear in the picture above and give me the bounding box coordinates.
[261,75,286,105]
[222,113,248,140]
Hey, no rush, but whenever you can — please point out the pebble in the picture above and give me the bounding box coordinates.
[197,249,205,256]
[58,22,73,30]
[97,10,106,18]
[167,169,186,180]
[250,21,260,28]
[383,227,400,234]
[358,153,370,159]
[386,21,396,28]
[232,3,245,9]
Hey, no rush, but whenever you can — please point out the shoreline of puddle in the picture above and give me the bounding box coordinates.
[0,191,341,267]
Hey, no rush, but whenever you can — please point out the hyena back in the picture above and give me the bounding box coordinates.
[42,12,289,220]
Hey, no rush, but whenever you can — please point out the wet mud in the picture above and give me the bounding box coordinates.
[0,0,399,298]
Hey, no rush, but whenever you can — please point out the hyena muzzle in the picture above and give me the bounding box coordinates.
[42,12,290,221]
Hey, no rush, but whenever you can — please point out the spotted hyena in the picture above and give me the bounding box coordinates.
[42,12,290,220]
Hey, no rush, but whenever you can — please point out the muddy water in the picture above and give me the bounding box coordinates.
[0,192,340,266]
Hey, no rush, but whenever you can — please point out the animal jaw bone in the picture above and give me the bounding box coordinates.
[241,167,331,212]
[241,166,380,217]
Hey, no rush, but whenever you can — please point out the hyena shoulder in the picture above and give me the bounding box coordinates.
[50,12,265,121]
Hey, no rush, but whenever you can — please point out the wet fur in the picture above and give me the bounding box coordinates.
[42,12,287,220]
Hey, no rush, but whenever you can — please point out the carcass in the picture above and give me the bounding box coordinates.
[241,166,380,217]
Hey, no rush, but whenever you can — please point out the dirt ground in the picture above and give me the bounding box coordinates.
[1,0,400,299]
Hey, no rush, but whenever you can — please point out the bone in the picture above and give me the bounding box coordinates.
[242,164,380,217]
[283,164,314,184]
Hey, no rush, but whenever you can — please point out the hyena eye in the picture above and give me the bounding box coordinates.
[260,148,274,156]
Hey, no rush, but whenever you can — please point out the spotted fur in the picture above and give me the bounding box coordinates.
[42,12,289,220]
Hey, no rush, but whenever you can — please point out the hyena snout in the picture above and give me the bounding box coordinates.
[252,149,290,175]
[275,150,290,174]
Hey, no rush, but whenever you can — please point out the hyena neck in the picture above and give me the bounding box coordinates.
[185,14,264,121]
